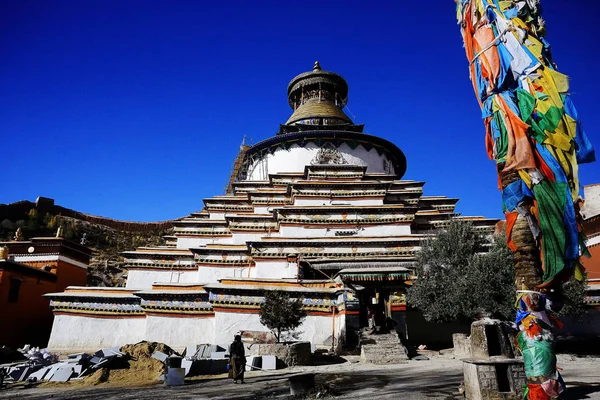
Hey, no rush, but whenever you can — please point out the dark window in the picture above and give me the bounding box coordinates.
[495,364,511,392]
[8,278,22,303]
[485,325,502,356]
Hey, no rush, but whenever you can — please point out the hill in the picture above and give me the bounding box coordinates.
[0,197,175,287]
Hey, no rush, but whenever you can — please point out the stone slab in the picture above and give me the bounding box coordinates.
[245,356,262,371]
[152,351,168,362]
[181,359,193,376]
[50,366,74,382]
[261,355,277,370]
[28,366,51,381]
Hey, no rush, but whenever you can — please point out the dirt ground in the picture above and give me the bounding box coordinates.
[1,353,598,399]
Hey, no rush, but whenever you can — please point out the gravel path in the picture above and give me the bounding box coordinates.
[1,354,598,399]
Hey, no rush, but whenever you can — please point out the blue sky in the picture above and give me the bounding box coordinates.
[1,0,598,222]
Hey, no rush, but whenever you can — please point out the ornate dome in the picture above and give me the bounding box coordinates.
[285,61,353,126]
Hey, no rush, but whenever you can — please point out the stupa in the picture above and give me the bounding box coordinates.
[45,62,499,352]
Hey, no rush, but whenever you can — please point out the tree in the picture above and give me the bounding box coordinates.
[259,291,306,342]
[406,221,515,323]
[557,274,589,318]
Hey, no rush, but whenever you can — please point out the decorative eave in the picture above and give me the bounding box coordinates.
[337,266,412,282]
[136,290,213,315]
[45,290,144,316]
[205,281,342,312]
[122,249,194,259]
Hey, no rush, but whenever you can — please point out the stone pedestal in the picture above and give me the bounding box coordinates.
[462,319,526,400]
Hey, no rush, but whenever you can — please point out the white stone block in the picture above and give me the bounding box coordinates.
[261,355,277,370]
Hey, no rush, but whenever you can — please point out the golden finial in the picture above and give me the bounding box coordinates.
[313,61,322,71]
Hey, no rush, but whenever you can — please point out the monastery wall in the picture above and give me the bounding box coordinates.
[212,310,344,349]
[144,315,215,349]
[197,266,253,282]
[278,224,411,238]
[292,198,383,206]
[254,260,298,279]
[176,236,234,248]
[246,143,395,181]
[125,269,199,289]
[48,315,146,353]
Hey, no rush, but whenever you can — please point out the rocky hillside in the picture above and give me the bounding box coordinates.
[0,198,174,287]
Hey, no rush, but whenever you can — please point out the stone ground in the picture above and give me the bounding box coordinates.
[1,353,598,399]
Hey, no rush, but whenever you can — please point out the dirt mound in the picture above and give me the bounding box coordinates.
[82,341,179,386]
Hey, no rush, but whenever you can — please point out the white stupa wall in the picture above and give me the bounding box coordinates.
[176,236,232,248]
[278,224,411,238]
[126,269,199,289]
[144,315,216,349]
[48,315,146,352]
[197,266,253,282]
[292,198,384,206]
[246,142,395,181]
[253,260,298,279]
[213,311,345,349]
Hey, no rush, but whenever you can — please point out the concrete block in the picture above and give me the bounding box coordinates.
[261,355,277,370]
[102,346,122,357]
[166,368,185,386]
[152,351,168,362]
[185,345,199,359]
[181,359,193,376]
[245,356,262,371]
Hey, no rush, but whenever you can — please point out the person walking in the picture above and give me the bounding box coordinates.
[228,334,246,384]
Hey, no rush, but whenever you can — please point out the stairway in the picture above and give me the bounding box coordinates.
[359,330,409,364]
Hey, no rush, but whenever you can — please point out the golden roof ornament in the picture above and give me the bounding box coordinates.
[13,227,23,241]
[313,61,321,71]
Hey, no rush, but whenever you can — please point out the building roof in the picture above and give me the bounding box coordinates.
[0,259,57,281]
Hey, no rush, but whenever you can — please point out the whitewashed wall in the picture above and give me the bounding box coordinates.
[246,143,395,181]
[278,224,411,238]
[197,266,252,282]
[126,269,199,289]
[177,237,233,249]
[144,315,215,350]
[48,315,146,353]
[213,311,340,349]
[253,260,298,279]
[292,198,384,206]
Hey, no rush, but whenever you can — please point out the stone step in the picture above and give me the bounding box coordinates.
[360,344,409,364]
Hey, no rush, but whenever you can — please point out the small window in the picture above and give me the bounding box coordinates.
[8,278,22,303]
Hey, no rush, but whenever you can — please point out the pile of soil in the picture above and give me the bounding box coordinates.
[82,341,179,386]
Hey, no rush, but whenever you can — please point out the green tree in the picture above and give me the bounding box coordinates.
[407,221,515,323]
[259,291,307,342]
[556,274,588,318]
[407,221,588,323]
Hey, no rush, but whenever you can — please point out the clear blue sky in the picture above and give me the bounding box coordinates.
[1,1,598,222]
